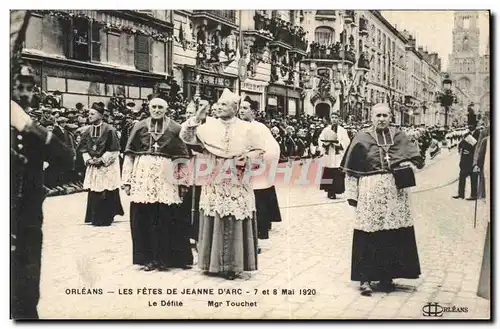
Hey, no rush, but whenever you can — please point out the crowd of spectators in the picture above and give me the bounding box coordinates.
[26,88,469,196]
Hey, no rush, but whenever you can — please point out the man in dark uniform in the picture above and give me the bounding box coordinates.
[11,65,74,319]
[453,116,481,200]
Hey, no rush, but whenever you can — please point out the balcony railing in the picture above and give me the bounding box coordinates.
[193,10,236,24]
[306,42,356,63]
[359,17,368,35]
[254,12,307,51]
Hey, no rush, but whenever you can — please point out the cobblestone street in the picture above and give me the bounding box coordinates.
[38,150,490,319]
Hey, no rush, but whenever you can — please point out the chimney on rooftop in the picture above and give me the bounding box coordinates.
[408,37,416,48]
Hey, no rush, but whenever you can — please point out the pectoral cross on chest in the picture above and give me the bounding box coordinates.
[149,118,166,153]
[375,128,394,168]
[383,152,391,166]
[152,142,160,153]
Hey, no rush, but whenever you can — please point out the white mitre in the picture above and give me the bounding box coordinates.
[195,89,256,158]
[218,88,240,107]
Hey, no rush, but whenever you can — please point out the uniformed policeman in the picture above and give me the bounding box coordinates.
[11,65,74,319]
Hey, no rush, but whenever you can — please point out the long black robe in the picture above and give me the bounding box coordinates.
[124,117,193,268]
[78,123,123,226]
[340,126,424,282]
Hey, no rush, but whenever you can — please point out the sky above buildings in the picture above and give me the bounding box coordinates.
[381,10,490,71]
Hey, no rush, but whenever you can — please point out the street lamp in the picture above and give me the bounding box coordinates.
[439,73,455,128]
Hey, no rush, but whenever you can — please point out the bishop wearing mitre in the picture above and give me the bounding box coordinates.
[180,89,266,280]
[122,97,193,272]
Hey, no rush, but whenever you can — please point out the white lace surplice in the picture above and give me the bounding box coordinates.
[198,156,256,220]
[180,117,263,220]
[122,154,184,205]
[318,126,350,168]
[345,173,414,232]
[83,151,121,192]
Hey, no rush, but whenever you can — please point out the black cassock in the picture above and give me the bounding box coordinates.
[77,123,124,226]
[124,118,193,268]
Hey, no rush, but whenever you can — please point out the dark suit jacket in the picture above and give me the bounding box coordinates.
[458,129,481,171]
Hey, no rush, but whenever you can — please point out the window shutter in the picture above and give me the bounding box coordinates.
[167,40,172,74]
[135,34,150,72]
[91,23,101,61]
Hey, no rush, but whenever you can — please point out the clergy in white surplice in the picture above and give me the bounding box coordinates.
[238,96,282,253]
[122,97,193,272]
[318,112,351,199]
[78,103,123,226]
[180,89,266,280]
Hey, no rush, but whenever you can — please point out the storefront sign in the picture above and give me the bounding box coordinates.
[185,68,234,88]
[241,81,266,94]
[267,85,301,99]
[37,62,159,87]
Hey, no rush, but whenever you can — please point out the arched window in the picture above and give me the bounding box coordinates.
[463,36,469,51]
[459,77,471,90]
[315,26,334,45]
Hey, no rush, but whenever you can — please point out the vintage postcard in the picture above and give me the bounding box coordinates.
[10,9,491,320]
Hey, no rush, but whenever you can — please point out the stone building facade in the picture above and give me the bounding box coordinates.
[22,10,174,111]
[447,11,490,117]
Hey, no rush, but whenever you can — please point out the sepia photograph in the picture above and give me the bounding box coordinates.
[9,8,491,320]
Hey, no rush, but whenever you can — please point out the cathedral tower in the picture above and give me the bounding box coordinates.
[448,12,480,97]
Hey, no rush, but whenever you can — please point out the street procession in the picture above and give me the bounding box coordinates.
[10,9,491,320]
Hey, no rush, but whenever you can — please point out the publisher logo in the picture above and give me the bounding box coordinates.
[422,302,443,317]
[422,302,469,317]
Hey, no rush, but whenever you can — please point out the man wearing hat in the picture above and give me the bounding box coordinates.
[180,88,266,280]
[239,96,282,253]
[11,64,74,319]
[318,112,351,199]
[43,116,76,191]
[453,114,481,200]
[122,96,193,271]
[77,102,124,226]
